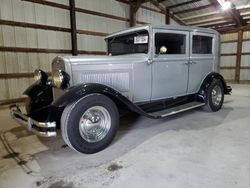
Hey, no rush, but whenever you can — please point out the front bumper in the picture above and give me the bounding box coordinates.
[227,86,232,93]
[10,104,57,137]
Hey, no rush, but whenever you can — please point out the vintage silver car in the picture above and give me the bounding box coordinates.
[10,25,232,154]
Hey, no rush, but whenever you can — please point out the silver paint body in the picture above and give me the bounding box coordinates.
[52,25,220,103]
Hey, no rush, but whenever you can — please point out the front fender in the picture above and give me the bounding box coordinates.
[52,83,151,118]
[24,82,53,114]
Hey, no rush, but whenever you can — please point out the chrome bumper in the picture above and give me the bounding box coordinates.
[9,104,57,137]
[227,86,232,93]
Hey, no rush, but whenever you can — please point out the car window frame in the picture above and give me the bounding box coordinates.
[153,29,189,59]
[107,29,151,56]
[191,32,215,57]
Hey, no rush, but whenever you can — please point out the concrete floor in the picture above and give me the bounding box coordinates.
[0,84,250,188]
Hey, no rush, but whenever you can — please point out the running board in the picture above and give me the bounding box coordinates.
[148,101,205,118]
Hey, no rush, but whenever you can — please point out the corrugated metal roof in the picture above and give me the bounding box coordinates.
[158,0,250,29]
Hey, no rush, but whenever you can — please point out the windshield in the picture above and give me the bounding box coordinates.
[107,30,149,56]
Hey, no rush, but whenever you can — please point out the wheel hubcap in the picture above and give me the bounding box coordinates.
[211,85,222,106]
[79,106,111,143]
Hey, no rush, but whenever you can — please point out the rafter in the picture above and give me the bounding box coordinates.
[190,18,232,27]
[205,21,235,29]
[129,0,149,27]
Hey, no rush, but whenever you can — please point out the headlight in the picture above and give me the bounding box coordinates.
[53,70,70,89]
[34,69,48,84]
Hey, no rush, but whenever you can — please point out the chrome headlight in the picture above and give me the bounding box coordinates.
[53,70,70,89]
[34,69,48,84]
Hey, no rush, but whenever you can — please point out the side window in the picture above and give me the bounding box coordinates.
[192,35,213,54]
[155,33,186,55]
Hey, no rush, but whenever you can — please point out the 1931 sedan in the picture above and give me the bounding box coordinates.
[10,25,232,154]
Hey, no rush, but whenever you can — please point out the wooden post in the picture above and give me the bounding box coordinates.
[130,3,137,27]
[69,0,78,56]
[165,7,170,24]
[235,30,243,83]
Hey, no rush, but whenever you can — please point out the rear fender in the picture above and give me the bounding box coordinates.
[199,72,231,95]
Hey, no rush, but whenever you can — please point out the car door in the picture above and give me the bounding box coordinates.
[187,32,215,93]
[151,29,189,100]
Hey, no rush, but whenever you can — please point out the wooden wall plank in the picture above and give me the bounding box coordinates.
[0,97,27,106]
[0,46,71,53]
[0,19,71,32]
[0,72,51,79]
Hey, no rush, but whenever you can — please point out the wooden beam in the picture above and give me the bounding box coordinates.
[0,47,71,53]
[235,30,243,83]
[0,72,51,79]
[69,0,78,56]
[221,53,236,56]
[78,50,106,55]
[205,22,235,29]
[240,66,250,69]
[0,19,71,32]
[0,46,105,55]
[129,0,148,27]
[22,0,69,10]
[150,0,185,25]
[77,29,108,37]
[0,97,27,106]
[165,7,170,24]
[190,18,232,27]
[75,7,129,22]
[0,19,108,37]
[221,39,238,43]
[241,52,250,56]
[150,0,166,13]
[217,23,250,33]
[220,66,236,69]
[130,3,137,27]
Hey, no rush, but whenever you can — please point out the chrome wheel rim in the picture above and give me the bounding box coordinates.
[211,85,222,106]
[79,106,111,143]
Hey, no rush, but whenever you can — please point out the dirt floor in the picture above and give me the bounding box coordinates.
[0,84,250,188]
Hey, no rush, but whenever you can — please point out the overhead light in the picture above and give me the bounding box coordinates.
[221,1,231,10]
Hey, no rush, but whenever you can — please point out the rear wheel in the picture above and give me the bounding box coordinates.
[61,94,119,154]
[203,79,224,112]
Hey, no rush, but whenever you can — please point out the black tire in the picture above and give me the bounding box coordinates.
[61,94,119,154]
[202,79,224,112]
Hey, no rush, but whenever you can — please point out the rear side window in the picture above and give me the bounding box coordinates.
[155,33,186,55]
[192,35,213,54]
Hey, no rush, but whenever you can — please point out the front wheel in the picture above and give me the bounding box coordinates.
[203,79,224,112]
[61,94,119,154]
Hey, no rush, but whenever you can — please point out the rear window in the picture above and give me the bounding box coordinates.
[192,35,213,54]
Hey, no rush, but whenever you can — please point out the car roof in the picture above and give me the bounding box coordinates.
[105,24,218,40]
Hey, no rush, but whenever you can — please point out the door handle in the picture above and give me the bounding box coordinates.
[189,61,197,64]
[184,62,189,65]
[147,58,153,65]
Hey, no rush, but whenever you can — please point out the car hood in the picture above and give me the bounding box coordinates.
[61,54,149,65]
